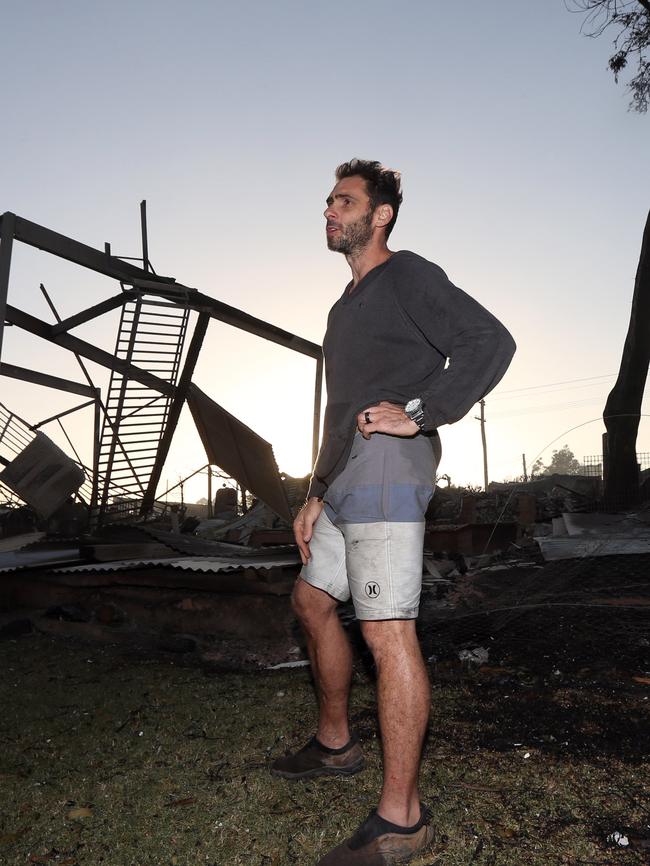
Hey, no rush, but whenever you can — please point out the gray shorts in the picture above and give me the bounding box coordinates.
[300,431,436,620]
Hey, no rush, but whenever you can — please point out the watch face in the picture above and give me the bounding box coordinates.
[405,398,421,414]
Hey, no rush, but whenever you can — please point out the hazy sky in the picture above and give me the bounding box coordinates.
[1,0,649,503]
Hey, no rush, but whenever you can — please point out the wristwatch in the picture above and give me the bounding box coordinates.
[404,397,426,429]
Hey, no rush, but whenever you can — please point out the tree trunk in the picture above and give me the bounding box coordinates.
[603,209,650,508]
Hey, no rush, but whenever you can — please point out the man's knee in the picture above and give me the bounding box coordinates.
[291,577,338,628]
[360,619,418,661]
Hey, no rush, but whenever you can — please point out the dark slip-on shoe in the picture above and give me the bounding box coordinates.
[316,805,435,865]
[270,734,365,780]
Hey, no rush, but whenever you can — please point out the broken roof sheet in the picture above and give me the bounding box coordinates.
[187,384,292,523]
[0,547,83,573]
[0,532,45,552]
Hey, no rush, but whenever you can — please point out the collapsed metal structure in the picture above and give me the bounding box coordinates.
[0,205,322,526]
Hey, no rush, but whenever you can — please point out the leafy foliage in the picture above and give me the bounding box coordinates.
[569,0,650,111]
[531,444,582,476]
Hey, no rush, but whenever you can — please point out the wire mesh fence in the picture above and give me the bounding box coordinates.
[581,451,650,478]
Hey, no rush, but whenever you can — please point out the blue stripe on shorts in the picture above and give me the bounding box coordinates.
[323,430,435,525]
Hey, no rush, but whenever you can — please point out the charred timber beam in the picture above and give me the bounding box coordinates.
[127,281,322,359]
[5,212,321,358]
[0,213,15,362]
[189,291,322,359]
[6,212,176,285]
[4,305,174,397]
[140,200,149,272]
[51,290,137,335]
[0,362,95,398]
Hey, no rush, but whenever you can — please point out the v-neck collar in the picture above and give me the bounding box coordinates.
[340,251,403,304]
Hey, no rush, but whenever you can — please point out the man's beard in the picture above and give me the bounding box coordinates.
[327,210,374,255]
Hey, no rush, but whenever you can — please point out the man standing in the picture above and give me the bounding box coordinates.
[271,159,516,865]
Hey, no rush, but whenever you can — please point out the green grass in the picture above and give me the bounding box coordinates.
[0,633,648,865]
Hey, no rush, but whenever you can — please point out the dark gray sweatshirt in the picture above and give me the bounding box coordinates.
[307,250,516,499]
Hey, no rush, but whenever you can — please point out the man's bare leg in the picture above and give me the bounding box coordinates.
[292,577,353,748]
[360,619,430,827]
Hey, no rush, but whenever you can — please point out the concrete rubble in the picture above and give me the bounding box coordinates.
[2,467,650,669]
[536,509,650,560]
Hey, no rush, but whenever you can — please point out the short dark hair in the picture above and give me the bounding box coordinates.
[335,158,403,238]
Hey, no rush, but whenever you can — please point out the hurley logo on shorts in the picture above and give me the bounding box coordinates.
[365,581,380,599]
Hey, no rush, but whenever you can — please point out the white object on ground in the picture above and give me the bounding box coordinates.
[267,659,311,670]
[607,831,630,847]
[458,646,489,665]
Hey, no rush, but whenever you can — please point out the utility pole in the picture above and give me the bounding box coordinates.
[522,453,528,482]
[474,399,489,491]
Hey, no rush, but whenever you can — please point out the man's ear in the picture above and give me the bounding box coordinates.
[375,204,394,229]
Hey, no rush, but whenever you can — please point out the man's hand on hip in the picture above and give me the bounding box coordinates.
[293,497,325,565]
[357,401,419,440]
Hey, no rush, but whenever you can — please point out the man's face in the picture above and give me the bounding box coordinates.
[324,175,375,255]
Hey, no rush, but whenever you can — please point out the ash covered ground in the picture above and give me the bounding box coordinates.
[0,552,649,865]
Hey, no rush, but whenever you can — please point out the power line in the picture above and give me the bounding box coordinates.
[490,397,605,419]
[492,373,616,397]
[490,380,615,402]
[491,394,650,420]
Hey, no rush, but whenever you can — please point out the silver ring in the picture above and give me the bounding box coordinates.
[364,411,371,424]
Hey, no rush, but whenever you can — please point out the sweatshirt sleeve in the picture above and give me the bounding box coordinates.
[393,256,516,431]
[306,475,327,500]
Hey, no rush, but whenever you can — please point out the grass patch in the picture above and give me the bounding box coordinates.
[0,633,648,865]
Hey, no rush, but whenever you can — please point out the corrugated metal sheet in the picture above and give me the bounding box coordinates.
[0,548,83,574]
[52,554,300,574]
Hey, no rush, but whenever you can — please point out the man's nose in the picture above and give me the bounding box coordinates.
[324,204,336,220]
